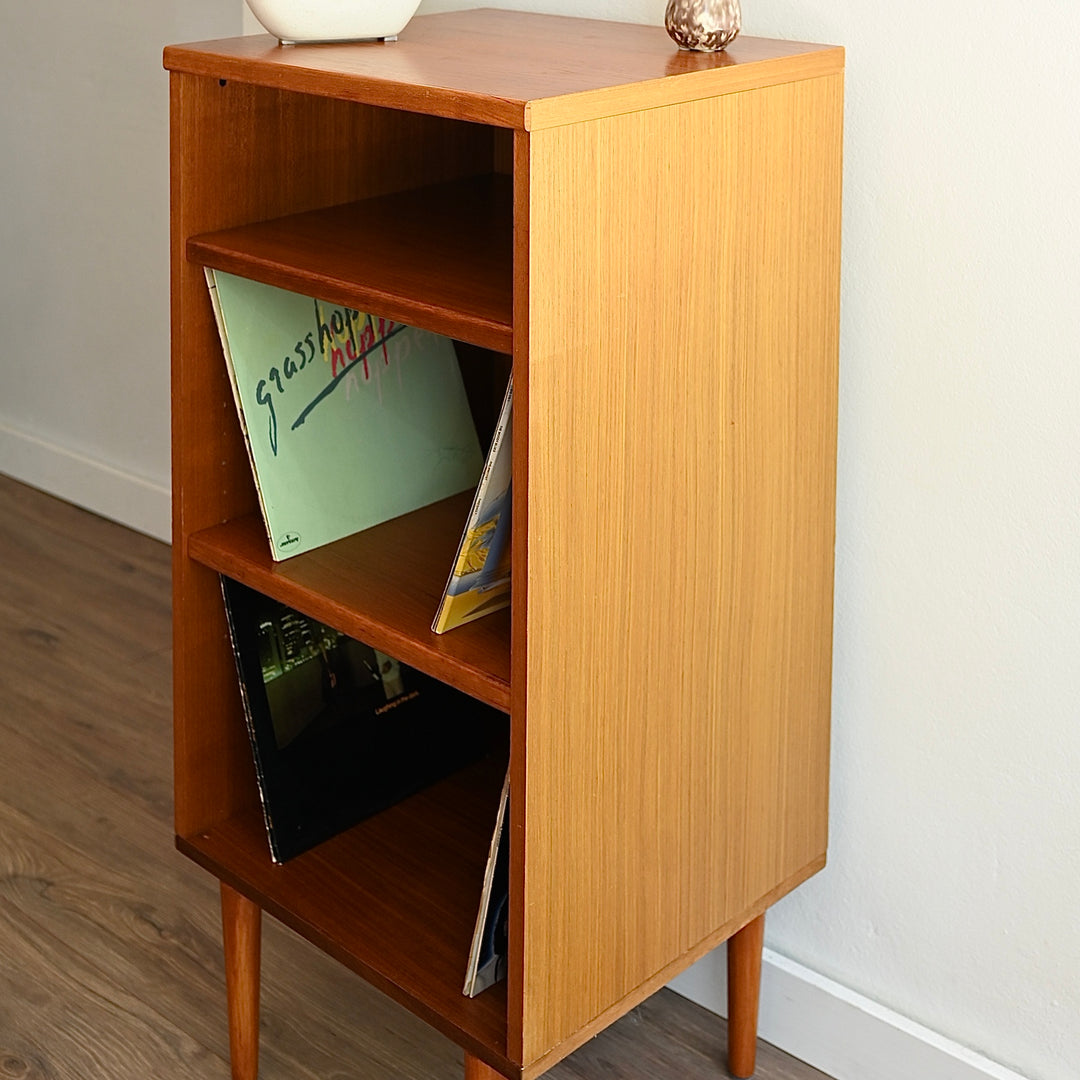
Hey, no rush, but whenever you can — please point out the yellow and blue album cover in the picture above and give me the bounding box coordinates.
[433,377,513,633]
[206,269,484,560]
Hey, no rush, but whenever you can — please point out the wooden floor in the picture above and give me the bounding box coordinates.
[0,473,831,1080]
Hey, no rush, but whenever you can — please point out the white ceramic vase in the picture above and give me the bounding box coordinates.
[244,0,422,43]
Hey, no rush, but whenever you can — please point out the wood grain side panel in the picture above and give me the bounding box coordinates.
[170,73,494,838]
[170,73,257,842]
[520,73,843,1063]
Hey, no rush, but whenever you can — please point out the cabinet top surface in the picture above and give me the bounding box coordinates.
[163,7,842,129]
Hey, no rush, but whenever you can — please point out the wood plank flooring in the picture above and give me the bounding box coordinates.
[0,473,831,1080]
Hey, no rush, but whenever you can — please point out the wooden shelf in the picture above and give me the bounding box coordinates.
[187,495,511,713]
[177,750,512,1072]
[187,174,513,353]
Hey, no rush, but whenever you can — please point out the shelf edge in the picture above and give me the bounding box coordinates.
[186,518,512,714]
[187,242,513,355]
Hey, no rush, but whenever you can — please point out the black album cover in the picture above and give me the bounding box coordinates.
[221,576,501,862]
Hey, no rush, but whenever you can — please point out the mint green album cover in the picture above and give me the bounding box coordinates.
[207,269,483,560]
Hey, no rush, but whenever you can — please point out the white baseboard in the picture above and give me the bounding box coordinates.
[0,420,170,543]
[669,948,1029,1080]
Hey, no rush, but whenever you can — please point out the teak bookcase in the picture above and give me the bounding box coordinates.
[165,10,843,1080]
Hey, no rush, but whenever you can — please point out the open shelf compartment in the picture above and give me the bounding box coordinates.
[177,750,512,1072]
[187,173,513,354]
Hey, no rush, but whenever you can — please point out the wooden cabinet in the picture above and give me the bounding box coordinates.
[165,10,843,1079]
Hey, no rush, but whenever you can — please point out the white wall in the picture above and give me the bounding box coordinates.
[5,1,1077,1078]
[0,0,241,540]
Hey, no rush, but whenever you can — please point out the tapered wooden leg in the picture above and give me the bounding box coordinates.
[464,1051,508,1080]
[221,882,262,1080]
[727,912,765,1078]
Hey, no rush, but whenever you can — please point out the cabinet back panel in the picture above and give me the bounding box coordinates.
[519,72,843,1064]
